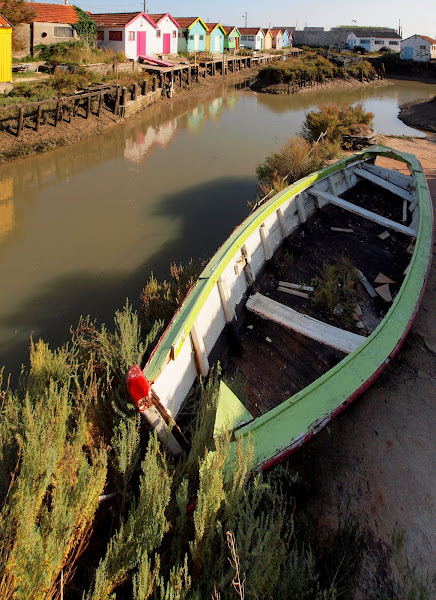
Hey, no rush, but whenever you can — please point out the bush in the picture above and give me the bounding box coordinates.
[301,103,374,145]
[353,45,367,55]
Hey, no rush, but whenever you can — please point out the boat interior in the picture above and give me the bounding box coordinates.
[219,174,413,418]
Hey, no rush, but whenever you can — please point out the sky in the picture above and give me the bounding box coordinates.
[67,0,436,40]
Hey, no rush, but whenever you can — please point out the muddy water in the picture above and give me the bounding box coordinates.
[1,78,435,377]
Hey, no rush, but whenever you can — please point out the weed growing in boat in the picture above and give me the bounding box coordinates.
[311,255,360,327]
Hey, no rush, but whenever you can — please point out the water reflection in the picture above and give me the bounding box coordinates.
[124,119,178,164]
[0,178,14,240]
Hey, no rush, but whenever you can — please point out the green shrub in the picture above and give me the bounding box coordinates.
[301,103,374,145]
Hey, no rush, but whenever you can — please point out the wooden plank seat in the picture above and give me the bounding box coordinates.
[353,167,415,202]
[246,293,366,355]
[308,188,417,237]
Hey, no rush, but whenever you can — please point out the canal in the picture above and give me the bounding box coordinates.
[1,78,435,377]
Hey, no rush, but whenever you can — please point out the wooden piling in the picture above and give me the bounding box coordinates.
[86,96,91,119]
[17,107,24,137]
[55,101,61,126]
[114,87,120,114]
[121,86,128,106]
[35,104,42,132]
[132,83,138,101]
[97,93,102,117]
[141,79,148,95]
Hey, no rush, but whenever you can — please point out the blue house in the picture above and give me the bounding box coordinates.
[274,27,292,47]
[205,23,225,53]
[175,17,208,53]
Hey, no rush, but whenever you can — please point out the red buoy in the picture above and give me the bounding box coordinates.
[126,365,151,412]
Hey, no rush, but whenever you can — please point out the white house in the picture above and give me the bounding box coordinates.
[148,14,180,55]
[347,29,401,52]
[401,35,436,62]
[270,29,283,50]
[238,27,265,50]
[92,12,158,60]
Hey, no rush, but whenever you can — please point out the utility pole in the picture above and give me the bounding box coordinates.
[242,11,247,28]
[143,0,146,13]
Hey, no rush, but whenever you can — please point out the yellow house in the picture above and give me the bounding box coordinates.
[263,28,273,50]
[0,15,12,83]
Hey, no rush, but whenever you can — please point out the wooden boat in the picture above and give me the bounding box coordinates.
[126,146,433,470]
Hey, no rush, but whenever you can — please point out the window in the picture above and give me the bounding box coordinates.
[178,31,184,38]
[54,26,74,37]
[360,39,370,44]
[128,31,135,41]
[96,30,104,41]
[229,37,235,42]
[419,45,426,49]
[109,30,122,41]
[241,35,248,41]
[248,35,254,41]
[156,29,161,37]
[189,34,194,40]
[374,40,384,45]
[199,35,204,40]
[389,40,399,45]
[172,30,176,38]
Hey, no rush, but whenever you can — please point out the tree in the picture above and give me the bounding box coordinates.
[0,0,36,51]
[72,6,97,47]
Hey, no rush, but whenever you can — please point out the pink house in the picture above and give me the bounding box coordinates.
[92,12,179,59]
[148,14,180,55]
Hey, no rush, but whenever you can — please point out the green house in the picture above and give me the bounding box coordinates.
[175,17,208,53]
[222,26,241,51]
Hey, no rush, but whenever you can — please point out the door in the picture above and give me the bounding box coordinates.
[137,31,146,56]
[403,46,413,59]
[194,34,199,51]
[163,33,171,54]
[214,34,220,52]
[236,37,239,50]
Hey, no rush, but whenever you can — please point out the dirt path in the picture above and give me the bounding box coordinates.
[288,134,436,598]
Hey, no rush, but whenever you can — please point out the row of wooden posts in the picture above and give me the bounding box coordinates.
[4,53,284,137]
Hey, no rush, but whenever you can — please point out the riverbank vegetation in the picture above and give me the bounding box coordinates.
[255,102,374,196]
[257,53,377,88]
[0,267,368,599]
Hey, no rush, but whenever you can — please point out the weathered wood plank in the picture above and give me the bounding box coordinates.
[309,189,417,237]
[190,321,209,376]
[246,293,366,354]
[361,162,415,191]
[353,167,414,202]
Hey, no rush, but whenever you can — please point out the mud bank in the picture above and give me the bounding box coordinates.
[251,76,392,95]
[399,96,436,133]
[288,133,436,598]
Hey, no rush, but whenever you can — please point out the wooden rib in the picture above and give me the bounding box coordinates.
[277,208,287,238]
[308,189,417,237]
[279,281,314,292]
[277,286,309,299]
[246,293,366,355]
[190,322,209,376]
[296,194,306,223]
[260,223,273,260]
[217,277,235,323]
[353,167,415,202]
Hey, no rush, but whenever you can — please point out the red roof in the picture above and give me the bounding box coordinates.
[0,14,12,27]
[147,13,180,28]
[419,35,436,44]
[91,11,156,28]
[29,3,78,24]
[221,25,238,35]
[205,22,223,33]
[174,17,204,29]
[239,27,263,35]
[270,29,282,36]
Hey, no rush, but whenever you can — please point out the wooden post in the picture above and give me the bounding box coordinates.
[35,103,42,132]
[196,65,199,82]
[121,86,128,106]
[17,107,24,137]
[179,69,182,87]
[132,83,138,101]
[86,96,91,119]
[55,101,61,126]
[152,76,157,91]
[114,87,120,114]
[97,93,103,117]
[159,73,164,89]
[141,79,147,95]
[187,66,191,85]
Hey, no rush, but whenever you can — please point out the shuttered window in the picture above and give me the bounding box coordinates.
[54,26,74,37]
